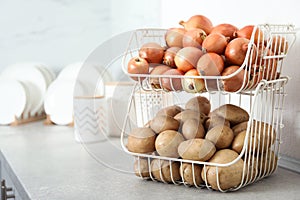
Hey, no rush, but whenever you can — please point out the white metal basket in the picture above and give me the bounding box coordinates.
[122,25,296,93]
[120,25,294,192]
[120,77,288,192]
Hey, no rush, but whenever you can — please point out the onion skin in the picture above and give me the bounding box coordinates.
[161,69,184,91]
[163,47,181,67]
[197,52,224,76]
[182,28,207,48]
[210,23,238,40]
[225,38,257,66]
[174,47,204,73]
[222,66,246,92]
[165,28,186,48]
[179,15,213,34]
[202,33,229,55]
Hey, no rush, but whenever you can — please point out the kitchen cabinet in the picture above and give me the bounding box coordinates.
[0,152,25,200]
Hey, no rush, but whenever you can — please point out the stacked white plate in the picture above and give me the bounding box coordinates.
[0,63,56,125]
[44,62,111,126]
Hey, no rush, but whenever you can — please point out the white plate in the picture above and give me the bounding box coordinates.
[1,63,48,116]
[23,81,43,118]
[44,79,86,125]
[57,62,83,81]
[35,64,56,86]
[0,79,27,125]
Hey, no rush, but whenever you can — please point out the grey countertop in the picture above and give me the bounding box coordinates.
[1,121,300,200]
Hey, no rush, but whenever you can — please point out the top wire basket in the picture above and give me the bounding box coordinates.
[122,24,296,93]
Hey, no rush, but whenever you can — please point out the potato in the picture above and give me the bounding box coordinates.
[232,121,276,154]
[232,130,259,154]
[244,150,278,182]
[251,121,276,154]
[182,118,205,140]
[205,125,234,149]
[155,130,184,158]
[178,139,216,161]
[232,130,248,154]
[134,158,150,178]
[201,149,244,191]
[212,104,249,125]
[127,128,156,154]
[204,115,230,131]
[232,121,248,136]
[156,105,183,117]
[150,115,180,133]
[258,150,278,175]
[174,110,208,124]
[180,163,203,186]
[151,159,181,182]
[243,157,258,183]
[185,96,211,115]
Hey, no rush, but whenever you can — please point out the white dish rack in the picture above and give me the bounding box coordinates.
[120,24,296,192]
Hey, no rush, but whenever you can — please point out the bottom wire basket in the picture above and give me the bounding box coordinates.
[120,77,288,192]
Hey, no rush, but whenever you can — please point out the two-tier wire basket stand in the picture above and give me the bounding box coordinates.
[120,24,296,192]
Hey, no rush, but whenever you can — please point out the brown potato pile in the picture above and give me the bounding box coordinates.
[128,95,277,190]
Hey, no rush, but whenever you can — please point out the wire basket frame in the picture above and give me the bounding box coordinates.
[122,25,295,93]
[120,77,288,192]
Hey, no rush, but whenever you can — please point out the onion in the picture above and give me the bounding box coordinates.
[139,42,165,63]
[150,65,172,89]
[271,35,288,55]
[202,33,229,55]
[210,23,238,40]
[197,52,224,76]
[182,28,207,48]
[263,62,278,80]
[165,28,186,48]
[182,69,205,93]
[221,65,246,92]
[234,25,264,44]
[255,45,278,80]
[179,15,213,34]
[163,47,181,67]
[161,69,184,91]
[127,57,149,81]
[174,47,204,73]
[225,38,257,66]
[246,67,263,89]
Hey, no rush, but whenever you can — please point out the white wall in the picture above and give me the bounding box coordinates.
[0,0,161,73]
[160,0,300,161]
